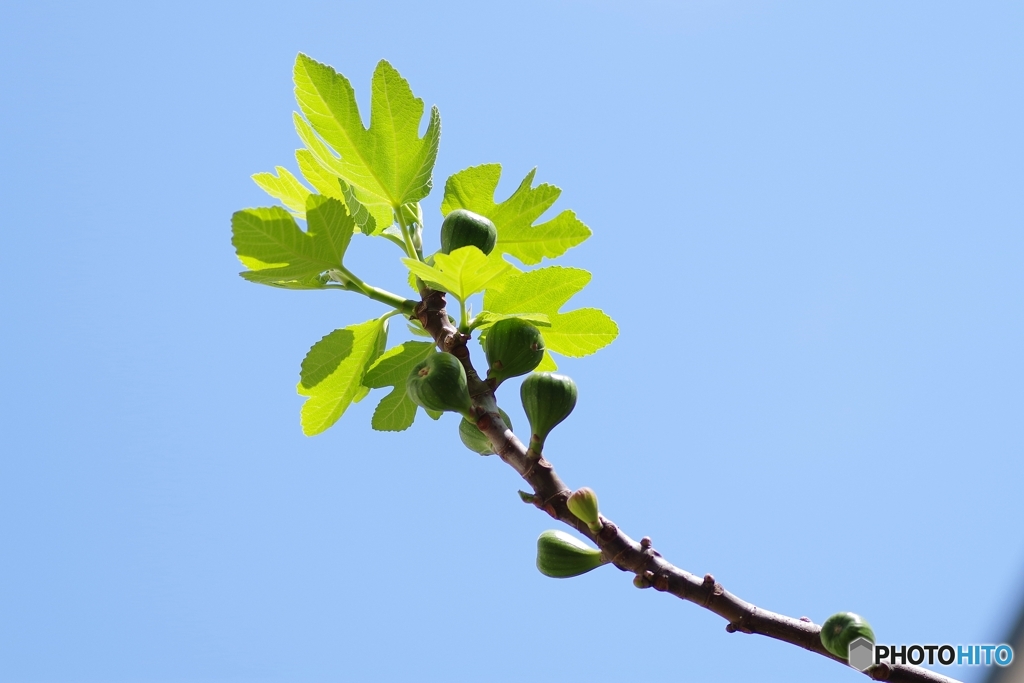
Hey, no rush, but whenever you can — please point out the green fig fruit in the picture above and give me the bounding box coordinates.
[406,352,473,417]
[440,209,497,255]
[820,612,875,660]
[458,407,513,455]
[520,372,578,454]
[484,318,545,386]
[536,530,606,578]
[567,487,601,532]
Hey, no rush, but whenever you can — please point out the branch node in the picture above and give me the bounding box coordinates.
[522,454,551,480]
[536,487,569,520]
[799,616,812,623]
[598,521,618,541]
[610,545,638,569]
[633,574,652,589]
[700,573,724,606]
[538,486,569,508]
[640,536,652,550]
[726,611,756,635]
[868,663,892,681]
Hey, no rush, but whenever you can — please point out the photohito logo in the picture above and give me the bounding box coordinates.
[845,639,1015,672]
[847,637,875,671]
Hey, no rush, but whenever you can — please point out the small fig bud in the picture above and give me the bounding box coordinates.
[458,407,513,455]
[440,209,497,255]
[517,490,537,504]
[520,372,578,454]
[484,318,545,386]
[566,487,601,532]
[535,530,606,579]
[820,612,875,660]
[406,352,473,418]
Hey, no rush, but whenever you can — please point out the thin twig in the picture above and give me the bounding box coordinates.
[415,289,961,683]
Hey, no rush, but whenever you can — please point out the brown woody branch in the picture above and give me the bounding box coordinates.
[414,289,961,683]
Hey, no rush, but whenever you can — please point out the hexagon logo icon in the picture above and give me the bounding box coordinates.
[848,637,875,672]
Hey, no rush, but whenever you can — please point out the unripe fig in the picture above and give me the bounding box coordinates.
[536,530,606,578]
[440,209,497,255]
[567,487,601,532]
[520,372,578,454]
[458,407,513,455]
[484,318,545,386]
[820,612,875,660]
[406,352,473,417]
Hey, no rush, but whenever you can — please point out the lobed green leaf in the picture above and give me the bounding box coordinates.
[252,167,312,217]
[297,318,388,436]
[441,164,590,265]
[292,54,441,233]
[483,266,617,358]
[485,266,592,314]
[402,246,511,302]
[469,311,551,331]
[541,308,619,357]
[232,194,356,287]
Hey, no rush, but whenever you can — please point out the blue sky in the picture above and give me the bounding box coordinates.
[1,1,1021,681]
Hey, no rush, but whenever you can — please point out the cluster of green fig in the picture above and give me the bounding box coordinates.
[820,611,875,661]
[406,341,579,458]
[407,208,581,460]
[411,210,603,579]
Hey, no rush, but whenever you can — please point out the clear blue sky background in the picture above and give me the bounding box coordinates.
[1,2,1021,682]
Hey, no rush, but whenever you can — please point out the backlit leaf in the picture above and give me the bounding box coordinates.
[252,166,312,216]
[441,164,590,265]
[298,319,388,436]
[293,54,440,235]
[402,246,511,302]
[483,266,617,358]
[232,194,356,287]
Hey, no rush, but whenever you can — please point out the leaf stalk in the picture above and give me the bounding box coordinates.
[335,264,417,316]
[394,203,423,261]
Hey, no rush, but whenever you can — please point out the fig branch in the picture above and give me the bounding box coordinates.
[232,54,965,683]
[414,286,961,683]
